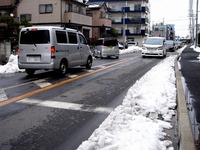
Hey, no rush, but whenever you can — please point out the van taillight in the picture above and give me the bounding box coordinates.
[51,46,55,59]
[18,48,20,54]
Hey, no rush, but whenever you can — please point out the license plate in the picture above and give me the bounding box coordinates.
[27,56,41,62]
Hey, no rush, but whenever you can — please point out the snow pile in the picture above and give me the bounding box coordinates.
[0,54,24,74]
[120,45,142,55]
[77,55,177,150]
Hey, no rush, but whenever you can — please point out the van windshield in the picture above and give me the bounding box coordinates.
[145,38,164,45]
[20,30,50,44]
[96,39,118,46]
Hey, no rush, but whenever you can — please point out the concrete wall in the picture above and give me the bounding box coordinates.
[0,42,11,64]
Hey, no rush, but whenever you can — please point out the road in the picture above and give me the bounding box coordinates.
[0,52,164,150]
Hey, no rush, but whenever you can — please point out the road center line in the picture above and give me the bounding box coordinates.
[0,56,140,107]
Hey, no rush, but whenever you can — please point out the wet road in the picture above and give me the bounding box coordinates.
[0,52,163,150]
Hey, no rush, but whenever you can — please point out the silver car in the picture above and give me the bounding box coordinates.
[93,37,119,59]
[18,26,93,75]
[141,37,167,58]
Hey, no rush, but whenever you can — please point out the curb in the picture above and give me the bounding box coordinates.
[175,56,195,150]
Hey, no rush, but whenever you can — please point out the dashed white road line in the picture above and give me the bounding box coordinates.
[0,90,8,102]
[33,79,52,88]
[18,98,113,114]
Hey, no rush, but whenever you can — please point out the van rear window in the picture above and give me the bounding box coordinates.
[96,39,118,46]
[20,30,50,44]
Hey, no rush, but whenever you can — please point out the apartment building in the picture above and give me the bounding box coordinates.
[86,2,111,40]
[151,23,175,40]
[17,0,92,39]
[88,0,150,46]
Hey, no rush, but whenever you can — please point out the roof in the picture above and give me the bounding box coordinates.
[20,26,77,32]
[86,2,106,10]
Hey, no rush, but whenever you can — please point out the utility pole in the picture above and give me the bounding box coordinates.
[189,0,194,43]
[195,0,199,47]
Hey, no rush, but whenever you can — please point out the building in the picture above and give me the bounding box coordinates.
[88,0,150,46]
[151,23,175,40]
[0,0,19,17]
[86,2,112,40]
[17,0,92,39]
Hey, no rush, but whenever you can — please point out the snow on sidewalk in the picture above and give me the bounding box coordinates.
[77,55,177,150]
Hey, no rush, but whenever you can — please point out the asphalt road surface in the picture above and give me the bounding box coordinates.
[0,52,163,150]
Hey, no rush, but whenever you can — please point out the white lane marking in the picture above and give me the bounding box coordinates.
[18,98,113,114]
[0,90,8,102]
[33,79,52,88]
[68,75,78,78]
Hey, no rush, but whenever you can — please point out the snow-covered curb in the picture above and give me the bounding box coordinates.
[77,55,177,150]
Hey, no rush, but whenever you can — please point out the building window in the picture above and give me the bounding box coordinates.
[39,4,53,14]
[20,14,31,21]
[65,3,73,12]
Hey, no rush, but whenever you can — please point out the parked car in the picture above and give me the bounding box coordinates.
[119,42,128,49]
[141,37,167,58]
[18,26,93,76]
[127,41,137,46]
[165,40,175,52]
[93,37,119,59]
[174,41,183,49]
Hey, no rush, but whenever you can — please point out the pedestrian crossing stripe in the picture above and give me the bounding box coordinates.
[0,90,8,102]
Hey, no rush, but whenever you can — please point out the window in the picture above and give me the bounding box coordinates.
[79,34,87,44]
[68,32,77,44]
[56,31,67,43]
[20,30,50,44]
[65,3,72,12]
[20,14,31,21]
[39,4,53,14]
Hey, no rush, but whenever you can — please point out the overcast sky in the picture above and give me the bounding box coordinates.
[150,0,190,37]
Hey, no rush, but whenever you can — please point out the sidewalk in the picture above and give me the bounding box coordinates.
[176,46,200,150]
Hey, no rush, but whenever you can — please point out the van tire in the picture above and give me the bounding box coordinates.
[86,57,92,69]
[26,69,35,76]
[59,60,67,75]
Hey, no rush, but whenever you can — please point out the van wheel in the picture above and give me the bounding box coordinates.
[26,69,35,76]
[86,57,92,69]
[116,56,119,59]
[59,61,67,75]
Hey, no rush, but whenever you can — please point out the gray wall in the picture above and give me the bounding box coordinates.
[0,42,11,64]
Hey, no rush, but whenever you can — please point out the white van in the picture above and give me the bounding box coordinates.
[18,26,93,75]
[93,37,119,59]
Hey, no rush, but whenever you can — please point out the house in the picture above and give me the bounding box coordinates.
[0,0,19,17]
[17,0,92,39]
[86,1,111,40]
[88,0,150,46]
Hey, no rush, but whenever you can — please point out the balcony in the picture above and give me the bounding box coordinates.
[108,6,149,13]
[112,18,149,25]
[64,12,92,26]
[117,29,148,36]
